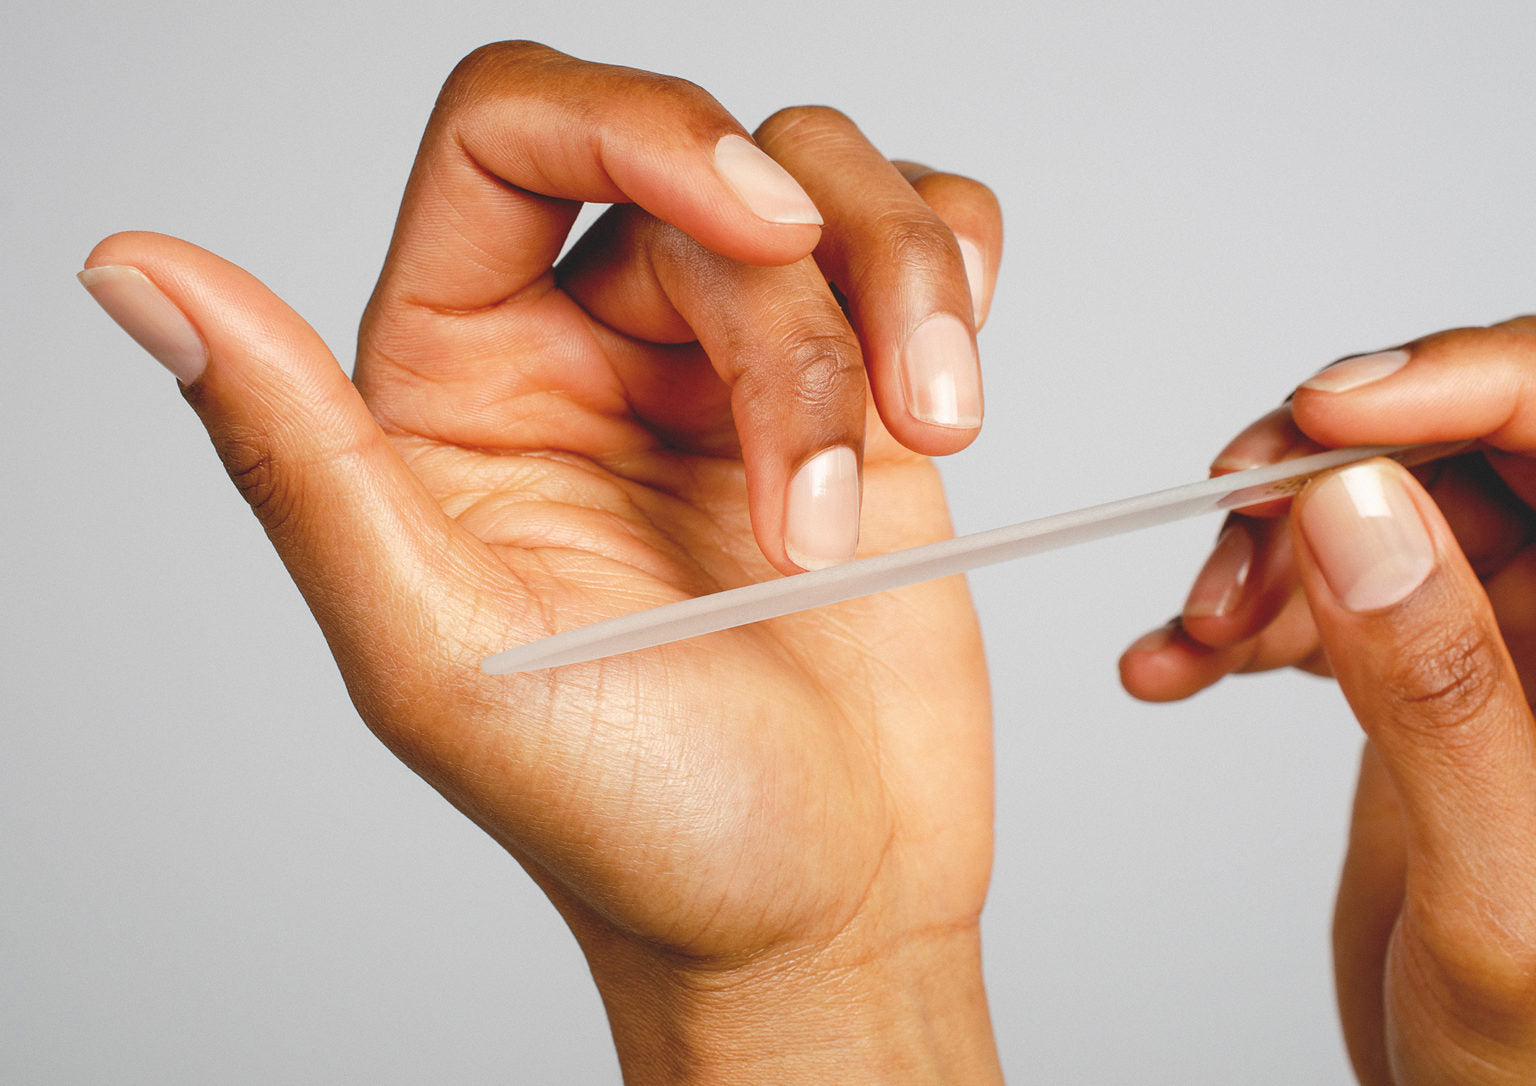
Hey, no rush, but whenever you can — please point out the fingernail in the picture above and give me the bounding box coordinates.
[713,135,822,226]
[1184,521,1254,619]
[784,446,860,570]
[1126,621,1178,655]
[1298,462,1435,612]
[957,236,987,326]
[1299,349,1410,394]
[78,265,208,385]
[1208,406,1311,474]
[1210,425,1292,474]
[900,314,983,428]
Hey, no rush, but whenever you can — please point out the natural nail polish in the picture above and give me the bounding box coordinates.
[1184,521,1254,619]
[1299,349,1410,394]
[1209,407,1302,474]
[900,314,982,428]
[784,446,860,570]
[957,236,987,326]
[1125,621,1178,656]
[78,265,208,385]
[1298,462,1435,612]
[714,134,823,226]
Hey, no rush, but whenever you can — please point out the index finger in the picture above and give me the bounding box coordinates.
[1291,319,1536,453]
[370,41,823,316]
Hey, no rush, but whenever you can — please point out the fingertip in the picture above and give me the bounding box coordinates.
[1296,349,1410,396]
[79,261,209,386]
[782,444,862,572]
[1209,405,1310,475]
[886,313,983,453]
[712,134,823,227]
[1294,461,1437,615]
[1119,622,1226,703]
[956,236,990,328]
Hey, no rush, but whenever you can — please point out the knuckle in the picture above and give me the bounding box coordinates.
[912,168,999,207]
[1491,313,1536,335]
[737,321,863,416]
[1410,323,1521,360]
[780,330,865,414]
[1417,912,1536,1031]
[628,71,719,116]
[220,425,300,541]
[879,213,962,270]
[755,105,856,148]
[441,40,550,102]
[1379,622,1505,735]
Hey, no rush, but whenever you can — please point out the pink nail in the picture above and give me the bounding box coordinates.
[1126,622,1178,655]
[784,446,860,570]
[713,135,822,226]
[957,236,987,326]
[1184,521,1254,619]
[78,265,207,385]
[900,314,983,428]
[1208,407,1304,474]
[1299,349,1410,394]
[1297,462,1435,612]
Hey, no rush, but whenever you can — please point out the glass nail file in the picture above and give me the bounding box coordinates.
[481,442,1465,674]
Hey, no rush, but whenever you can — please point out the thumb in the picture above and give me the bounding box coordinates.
[1292,460,1536,973]
[79,231,482,683]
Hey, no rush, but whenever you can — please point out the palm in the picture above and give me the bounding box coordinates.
[347,286,994,960]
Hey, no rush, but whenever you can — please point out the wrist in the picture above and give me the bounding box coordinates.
[580,915,1001,1086]
[581,920,1002,1085]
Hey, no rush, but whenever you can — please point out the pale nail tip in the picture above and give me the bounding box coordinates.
[785,547,851,572]
[77,265,127,287]
[1299,349,1410,394]
[79,263,209,385]
[1180,600,1222,621]
[713,134,823,226]
[1126,625,1175,655]
[773,208,824,226]
[957,237,986,322]
[913,407,984,430]
[1209,456,1265,473]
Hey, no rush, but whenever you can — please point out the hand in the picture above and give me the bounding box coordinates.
[79,42,1004,1083]
[1122,325,1536,1082]
[1121,319,1536,701]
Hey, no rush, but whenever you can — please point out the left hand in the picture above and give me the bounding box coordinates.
[1121,317,1536,702]
[1223,456,1536,1082]
[82,42,1005,1082]
[1120,321,1536,1083]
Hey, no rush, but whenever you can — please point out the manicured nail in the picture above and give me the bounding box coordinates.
[900,314,983,428]
[78,265,208,385]
[957,236,987,326]
[1184,521,1254,619]
[1210,422,1292,473]
[1126,621,1178,656]
[784,446,860,570]
[1209,406,1313,474]
[1298,462,1435,612]
[714,135,822,226]
[1299,349,1410,394]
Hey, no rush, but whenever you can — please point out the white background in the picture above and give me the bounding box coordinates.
[7,1,1536,1081]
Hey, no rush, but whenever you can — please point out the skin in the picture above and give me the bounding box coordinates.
[84,43,1004,1083]
[1123,321,1536,1082]
[100,37,1536,1083]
